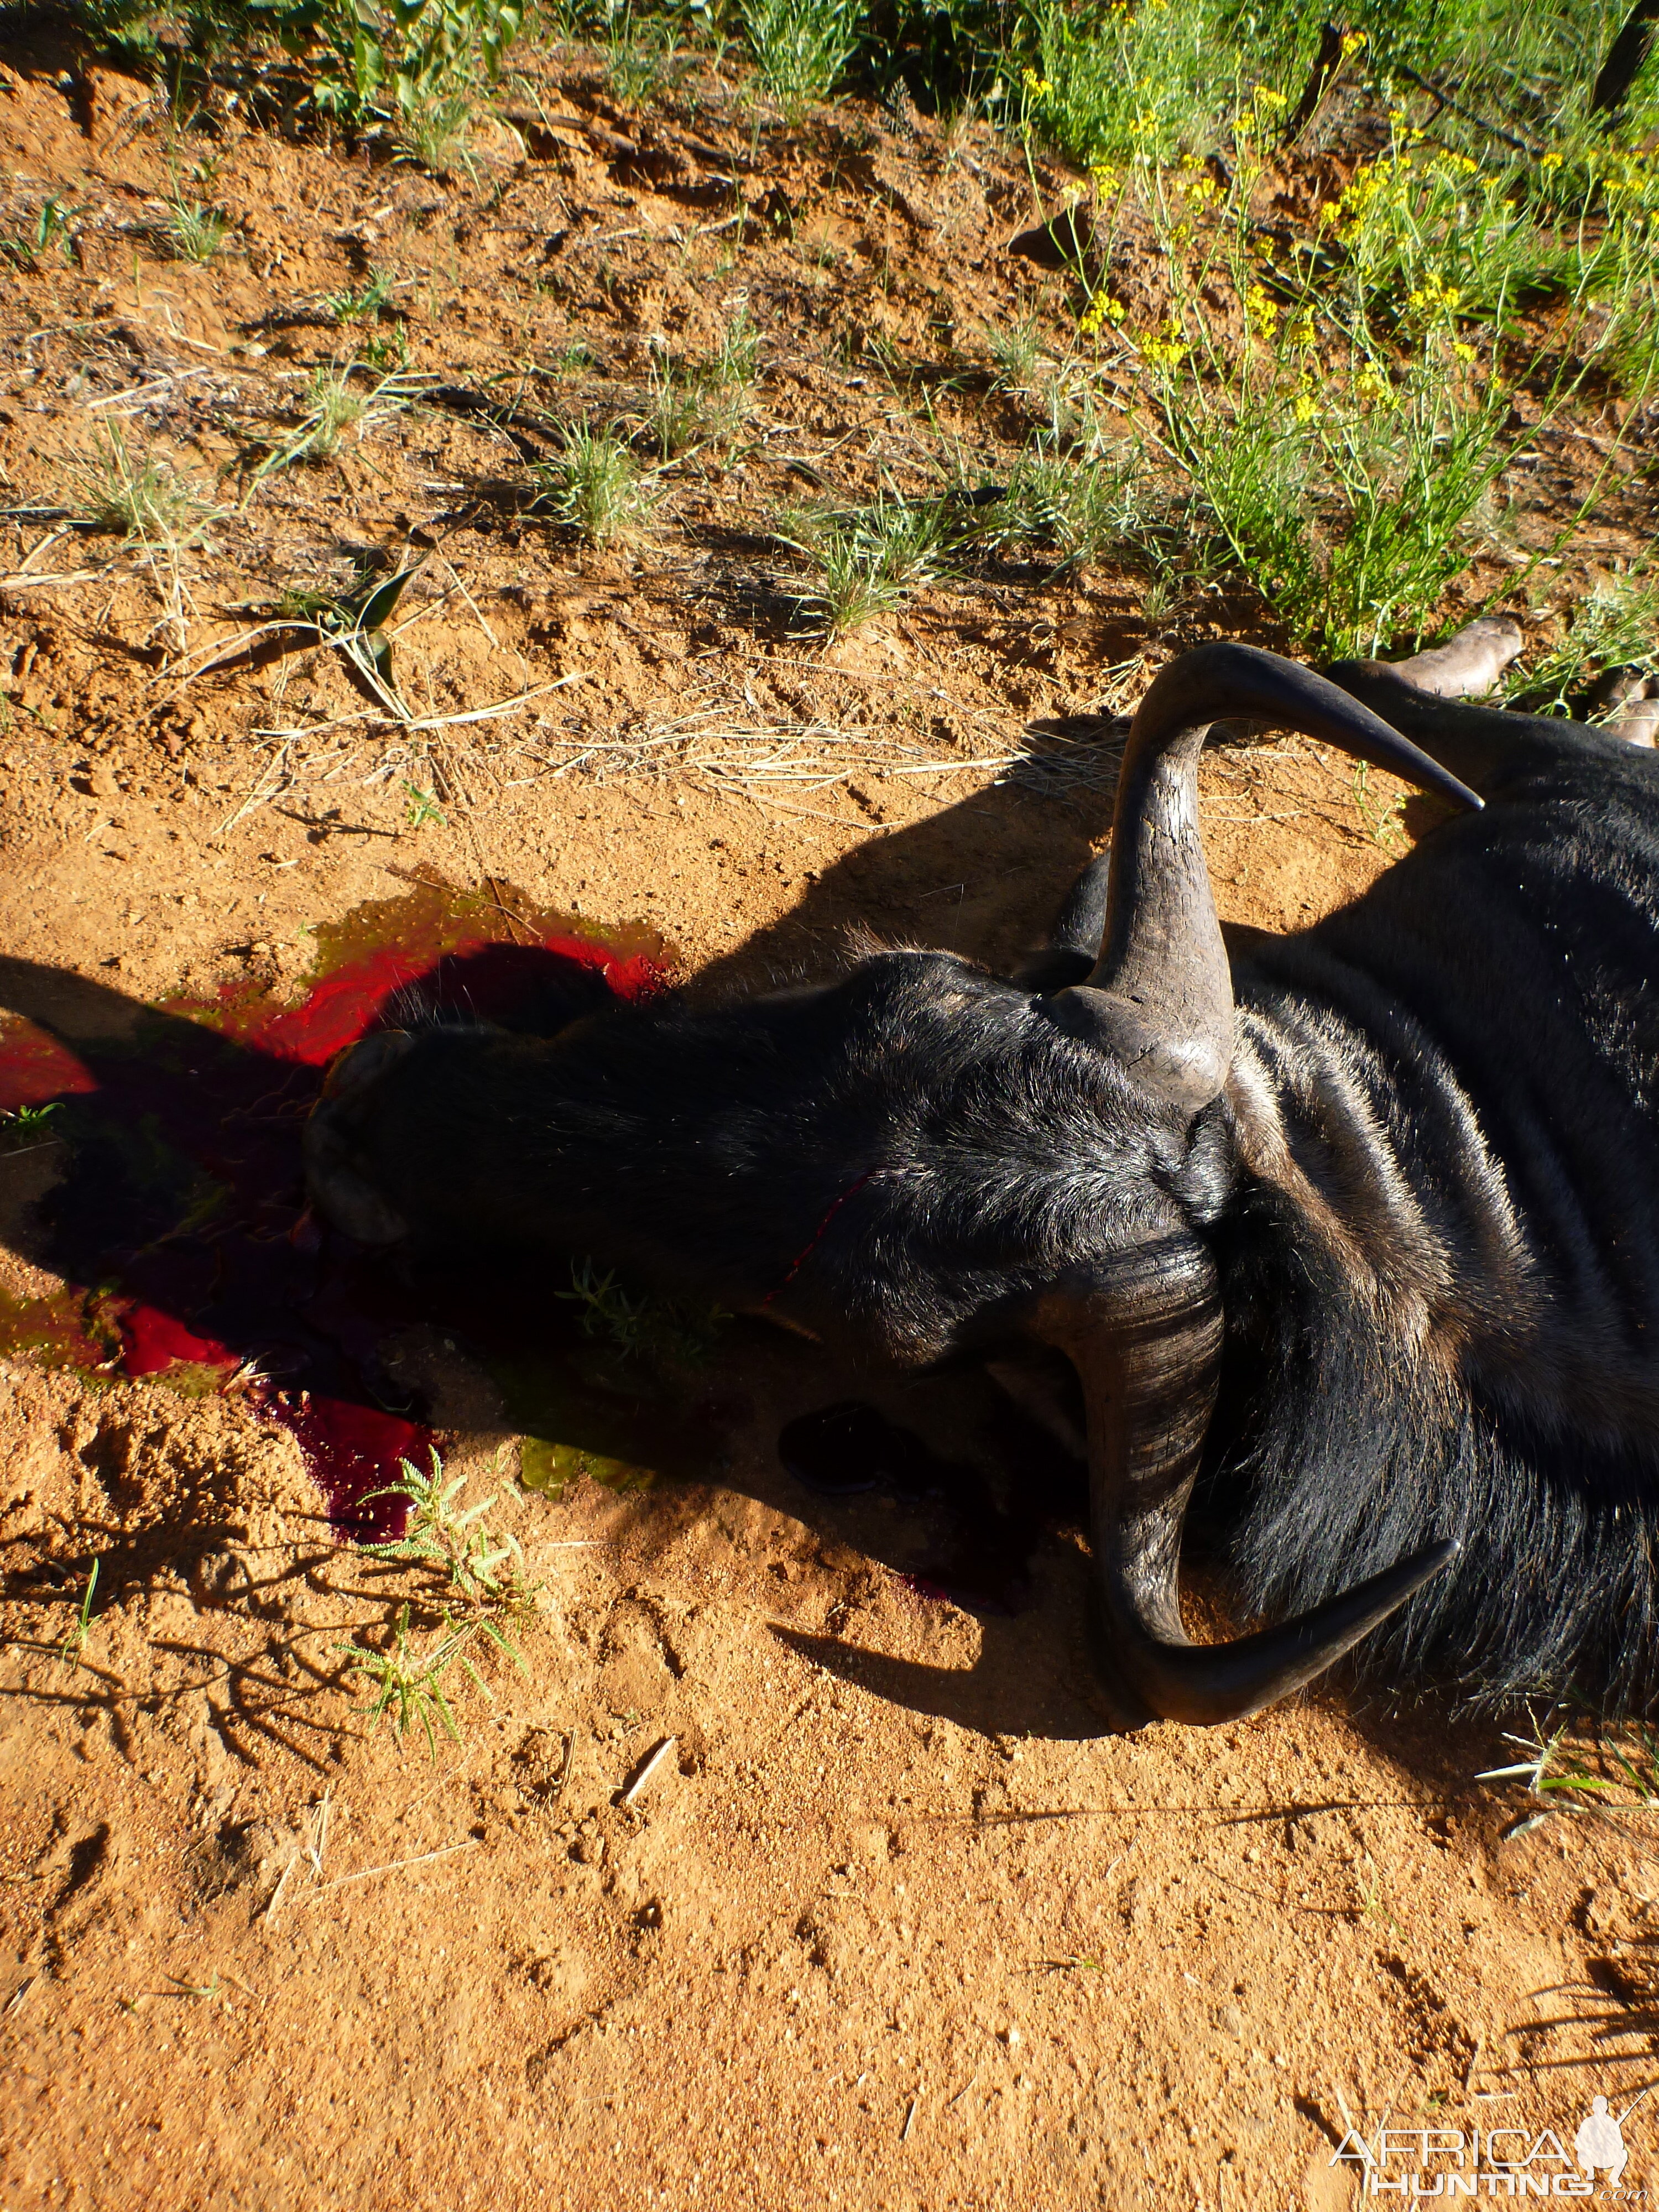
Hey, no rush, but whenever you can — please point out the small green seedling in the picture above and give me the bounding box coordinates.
[60,1559,100,1668]
[560,1256,728,1370]
[401,780,447,830]
[323,269,395,324]
[165,1971,226,2002]
[0,1102,62,1154]
[1352,760,1409,853]
[550,340,601,375]
[2,196,72,271]
[357,1449,531,1610]
[1353,1862,1400,1933]
[338,1601,524,1761]
[359,322,411,373]
[162,197,231,263]
[560,1259,658,1357]
[1475,1707,1654,1838]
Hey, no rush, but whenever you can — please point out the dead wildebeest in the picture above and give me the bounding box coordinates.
[305,617,1659,1729]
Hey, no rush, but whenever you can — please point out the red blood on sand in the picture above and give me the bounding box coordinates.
[0,886,669,1537]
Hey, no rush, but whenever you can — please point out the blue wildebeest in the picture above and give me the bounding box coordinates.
[305,619,1659,1728]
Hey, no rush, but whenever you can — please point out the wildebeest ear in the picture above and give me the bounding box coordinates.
[1013,852,1110,994]
[304,1029,415,1244]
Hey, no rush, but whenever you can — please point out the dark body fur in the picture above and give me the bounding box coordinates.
[321,690,1659,1713]
[1219,699,1659,1705]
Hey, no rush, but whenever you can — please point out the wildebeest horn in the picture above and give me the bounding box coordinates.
[1033,1245,1458,1728]
[1047,642,1483,1109]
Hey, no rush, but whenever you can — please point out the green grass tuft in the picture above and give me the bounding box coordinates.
[775,495,955,633]
[530,424,660,544]
[62,425,217,546]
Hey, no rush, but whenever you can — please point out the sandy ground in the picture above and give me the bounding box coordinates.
[3,28,1659,2212]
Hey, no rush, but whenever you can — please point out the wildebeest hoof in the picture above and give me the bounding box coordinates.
[304,1028,415,1244]
[1386,615,1524,699]
[1589,666,1659,748]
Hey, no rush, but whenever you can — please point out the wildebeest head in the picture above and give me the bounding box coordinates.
[307,645,1480,1729]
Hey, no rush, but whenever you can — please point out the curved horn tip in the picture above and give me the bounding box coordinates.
[1097,1535,1460,1732]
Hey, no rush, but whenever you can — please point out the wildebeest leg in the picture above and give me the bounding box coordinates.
[1325,622,1654,801]
[1384,615,1524,699]
[1589,666,1659,747]
[1014,853,1112,992]
[1379,614,1656,748]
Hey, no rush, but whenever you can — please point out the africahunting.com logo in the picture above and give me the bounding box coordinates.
[1331,2098,1642,2196]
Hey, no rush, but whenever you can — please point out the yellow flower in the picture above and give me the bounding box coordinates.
[1139,316,1188,370]
[1453,342,1476,362]
[1244,281,1280,333]
[1080,292,1128,337]
[1293,389,1317,424]
[1340,29,1366,56]
[1287,314,1315,346]
[1405,268,1463,325]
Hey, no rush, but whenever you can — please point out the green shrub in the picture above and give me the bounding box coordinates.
[1019,0,1235,171]
[66,0,524,128]
[1157,332,1516,655]
[740,0,862,120]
